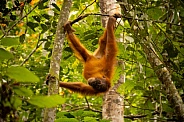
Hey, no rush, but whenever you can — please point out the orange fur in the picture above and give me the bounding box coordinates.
[61,15,118,95]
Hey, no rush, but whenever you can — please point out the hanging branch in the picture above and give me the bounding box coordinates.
[68,13,183,26]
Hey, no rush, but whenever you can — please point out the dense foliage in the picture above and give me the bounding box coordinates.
[0,0,184,121]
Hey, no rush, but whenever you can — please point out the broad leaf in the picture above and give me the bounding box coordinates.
[55,118,78,122]
[27,22,39,31]
[82,111,98,117]
[1,37,19,46]
[32,15,41,22]
[41,24,48,33]
[11,96,22,109]
[28,95,65,108]
[100,120,110,122]
[84,117,97,122]
[14,86,33,97]
[57,112,75,118]
[42,14,50,20]
[0,48,13,60]
[7,66,40,83]
[19,34,25,43]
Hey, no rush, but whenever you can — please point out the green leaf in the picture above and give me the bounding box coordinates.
[72,110,83,117]
[41,24,48,33]
[147,7,163,20]
[44,41,51,49]
[42,14,50,20]
[123,80,135,91]
[164,41,178,58]
[0,48,13,61]
[64,47,72,52]
[180,8,184,17]
[11,96,22,109]
[52,21,57,28]
[14,86,33,97]
[19,34,25,43]
[28,95,65,108]
[1,37,19,46]
[7,66,40,83]
[83,33,96,41]
[162,103,173,112]
[57,112,75,118]
[27,22,39,31]
[100,120,110,122]
[55,118,78,122]
[32,15,41,22]
[82,111,98,117]
[84,117,97,122]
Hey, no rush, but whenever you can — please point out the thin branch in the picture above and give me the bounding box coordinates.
[0,0,43,40]
[65,106,102,113]
[64,103,148,120]
[124,115,147,120]
[85,97,90,109]
[20,34,43,66]
[69,13,183,27]
[78,0,96,16]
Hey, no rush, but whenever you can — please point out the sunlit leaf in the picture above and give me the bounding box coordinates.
[0,48,13,61]
[100,120,110,122]
[28,95,65,108]
[71,110,83,117]
[7,66,40,83]
[82,111,98,117]
[55,118,78,122]
[123,80,135,91]
[84,117,97,122]
[1,37,19,46]
[14,86,33,97]
[57,112,75,118]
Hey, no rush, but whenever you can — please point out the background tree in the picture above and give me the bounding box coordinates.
[43,0,72,121]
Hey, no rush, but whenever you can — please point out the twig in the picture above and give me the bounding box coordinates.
[85,97,90,109]
[78,0,96,16]
[20,34,43,66]
[65,106,102,113]
[70,13,111,25]
[124,115,147,120]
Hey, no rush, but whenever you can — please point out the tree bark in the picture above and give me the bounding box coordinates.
[102,61,125,122]
[43,0,72,121]
[99,1,124,121]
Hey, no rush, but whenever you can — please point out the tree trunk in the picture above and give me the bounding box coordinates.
[43,0,72,121]
[99,1,124,121]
